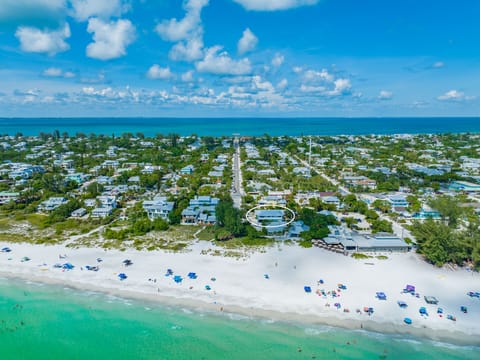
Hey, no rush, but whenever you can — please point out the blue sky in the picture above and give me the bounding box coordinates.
[0,0,479,117]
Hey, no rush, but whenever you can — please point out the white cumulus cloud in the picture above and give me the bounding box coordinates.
[147,65,174,80]
[42,67,75,78]
[15,22,70,55]
[155,0,208,42]
[276,78,288,90]
[156,0,208,62]
[378,90,393,100]
[196,46,252,75]
[181,70,195,82]
[70,0,129,21]
[232,0,319,11]
[437,90,475,101]
[86,18,136,60]
[169,34,204,61]
[271,53,284,68]
[237,28,258,54]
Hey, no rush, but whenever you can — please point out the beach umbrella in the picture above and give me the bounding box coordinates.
[1,247,12,252]
[304,286,312,293]
[404,317,412,325]
[376,292,387,300]
[173,275,183,283]
[118,273,127,280]
[62,263,74,270]
[460,306,468,313]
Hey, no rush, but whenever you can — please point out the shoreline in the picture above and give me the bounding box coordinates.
[1,242,479,347]
[2,272,479,347]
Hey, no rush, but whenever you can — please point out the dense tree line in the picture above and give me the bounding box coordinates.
[411,197,480,269]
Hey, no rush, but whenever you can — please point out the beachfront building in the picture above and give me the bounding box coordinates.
[91,207,113,218]
[38,197,68,212]
[71,208,87,218]
[254,209,287,234]
[181,196,219,225]
[288,221,310,238]
[96,195,117,209]
[143,196,174,221]
[320,226,411,253]
[0,191,19,204]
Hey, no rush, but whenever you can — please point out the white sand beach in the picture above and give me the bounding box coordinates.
[0,241,479,345]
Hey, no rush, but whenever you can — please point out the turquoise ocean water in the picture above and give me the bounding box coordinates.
[2,117,480,137]
[0,277,478,360]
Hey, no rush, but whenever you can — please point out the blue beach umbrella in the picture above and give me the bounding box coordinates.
[118,273,127,280]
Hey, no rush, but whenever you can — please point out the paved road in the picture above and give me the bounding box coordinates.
[231,136,243,209]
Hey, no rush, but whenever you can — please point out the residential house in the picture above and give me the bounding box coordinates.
[38,197,68,212]
[143,196,174,221]
[0,192,19,204]
[91,207,113,218]
[180,165,195,175]
[71,208,87,218]
[181,196,219,225]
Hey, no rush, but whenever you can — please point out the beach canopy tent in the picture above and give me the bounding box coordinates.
[165,269,173,276]
[188,272,197,279]
[437,308,443,314]
[424,296,439,305]
[264,274,269,279]
[447,314,457,321]
[62,263,74,270]
[460,306,468,313]
[404,317,412,325]
[205,285,211,290]
[397,301,408,308]
[419,307,428,315]
[376,292,387,300]
[118,273,127,280]
[1,247,12,252]
[304,286,312,293]
[173,275,183,283]
[404,285,415,293]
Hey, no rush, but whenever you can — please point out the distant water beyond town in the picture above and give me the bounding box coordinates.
[2,117,480,137]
